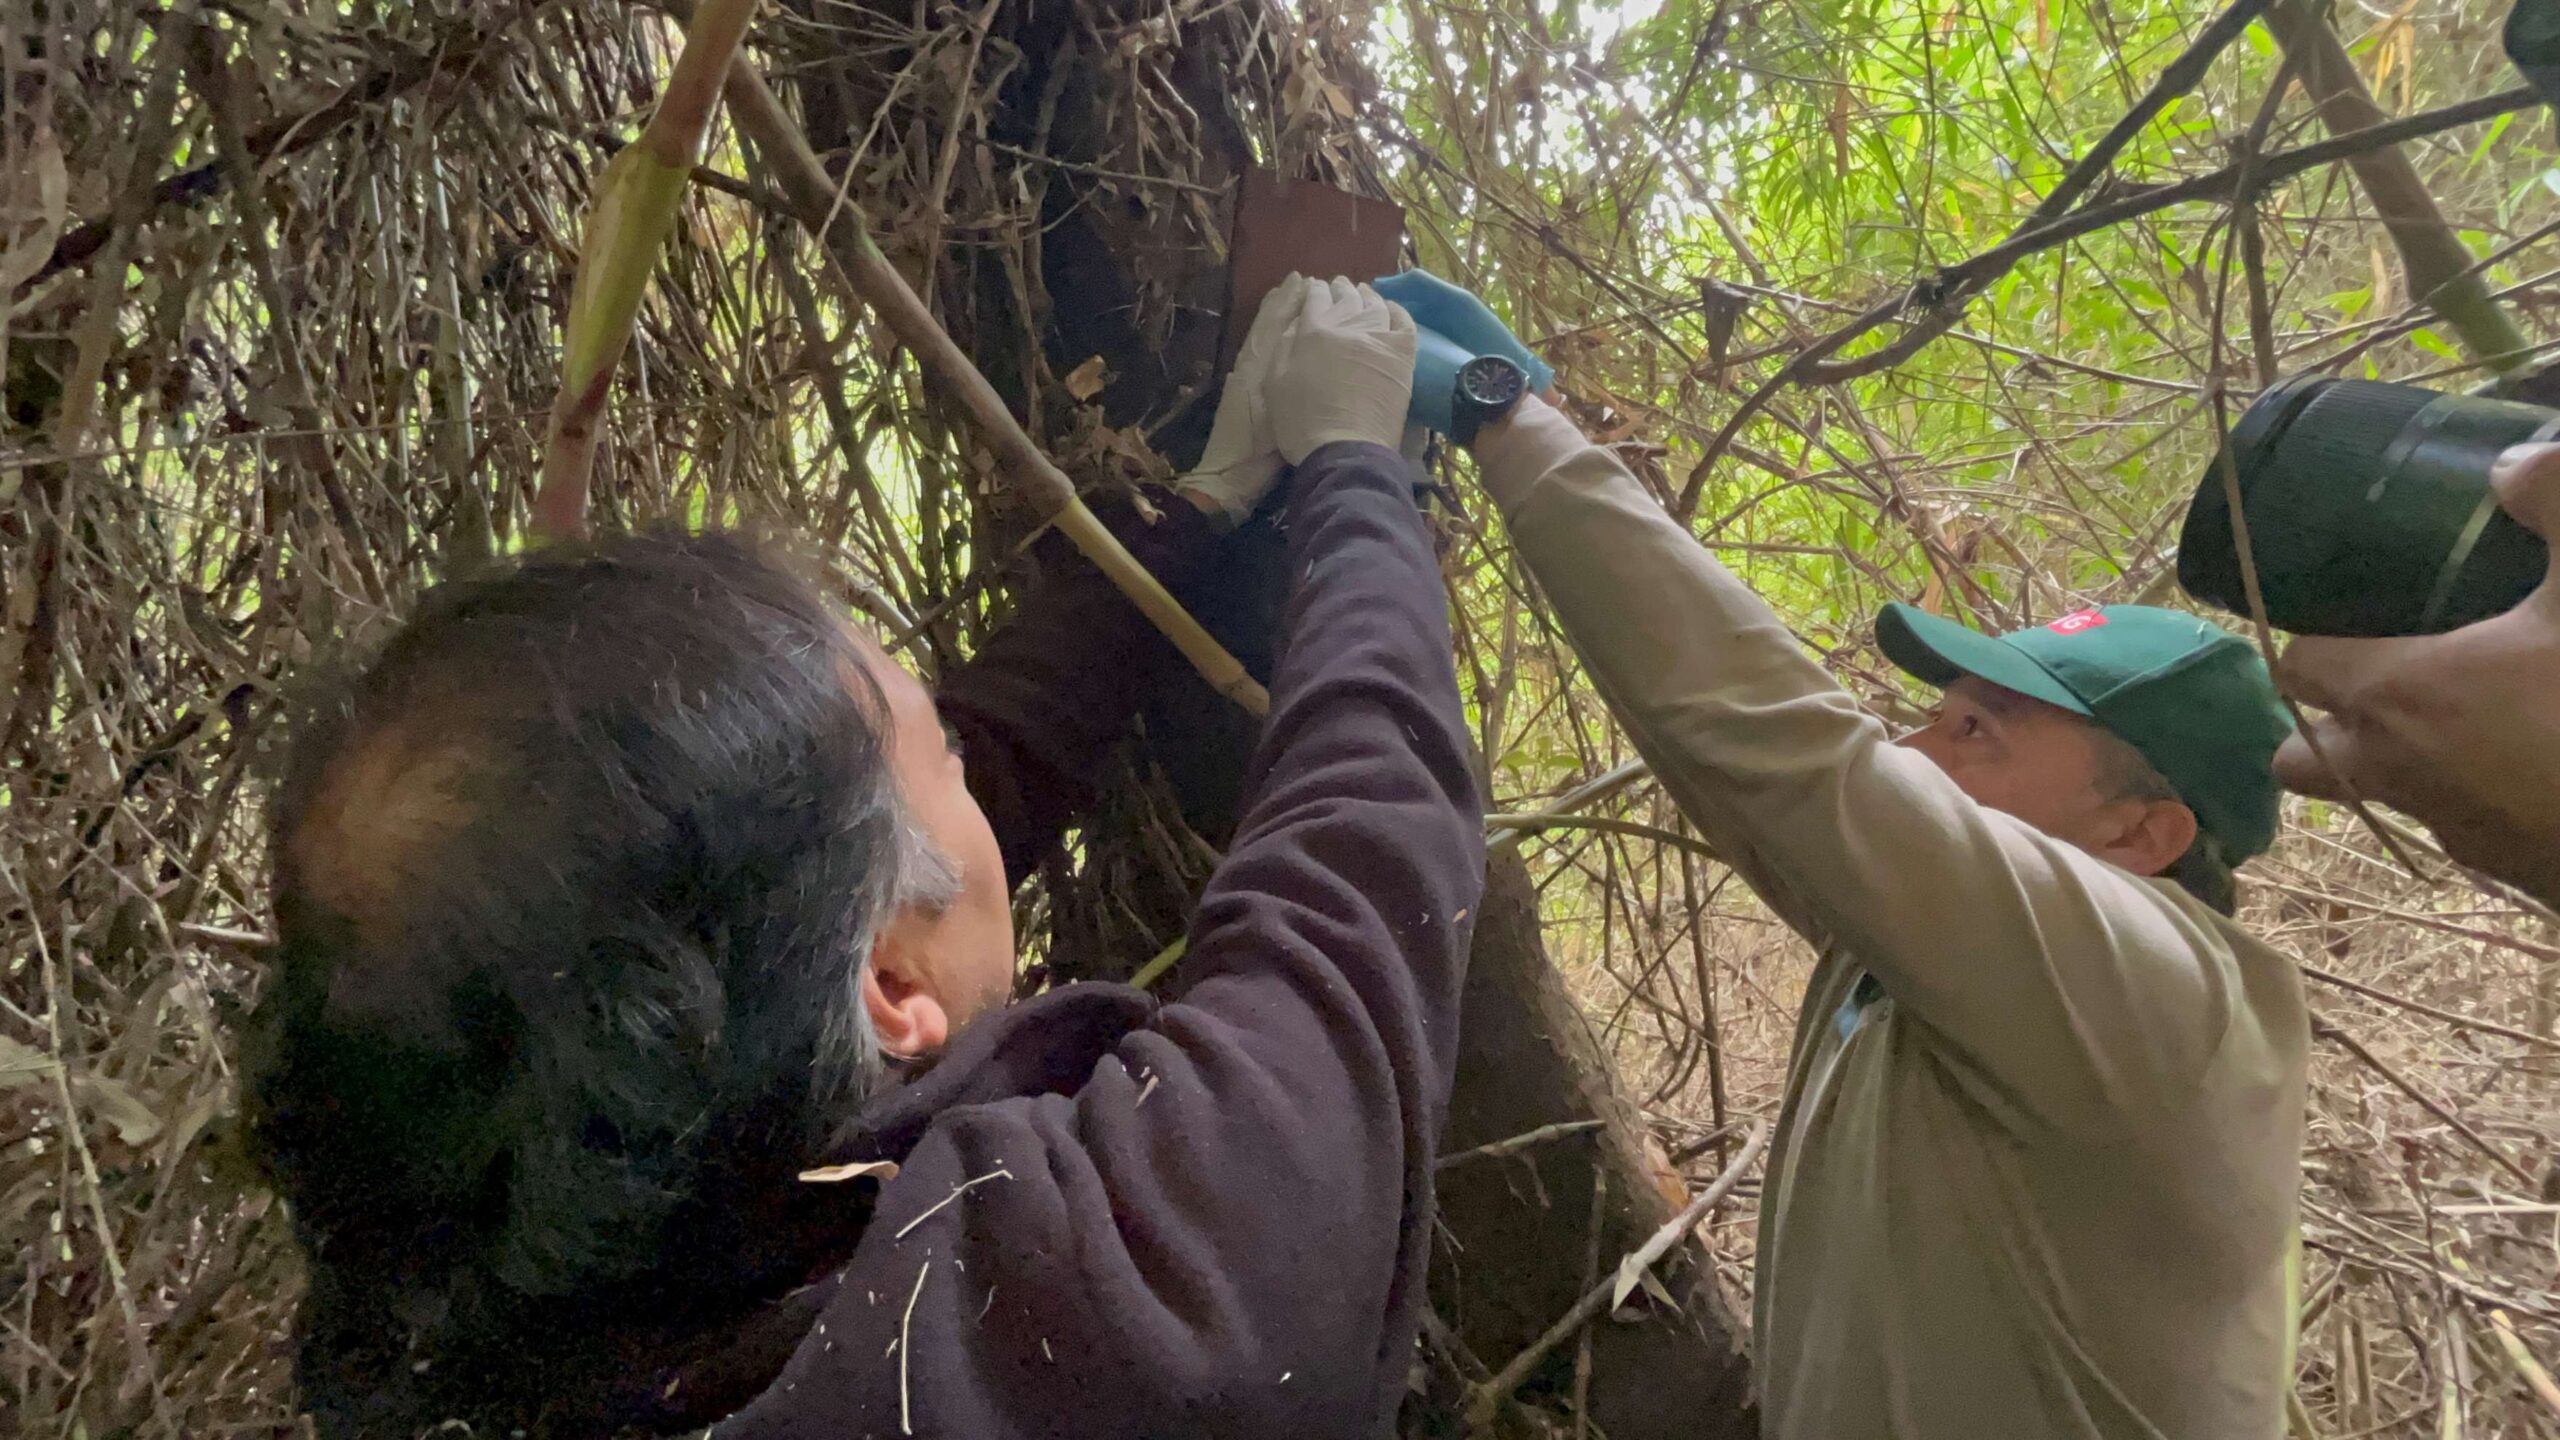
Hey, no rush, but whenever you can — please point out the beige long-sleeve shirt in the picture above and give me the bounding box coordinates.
[1475,399,2308,1440]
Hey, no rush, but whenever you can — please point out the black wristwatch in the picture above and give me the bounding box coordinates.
[1450,355,1529,447]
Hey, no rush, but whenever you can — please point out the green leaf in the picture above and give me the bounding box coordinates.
[2409,328,2463,364]
[2471,112,2516,169]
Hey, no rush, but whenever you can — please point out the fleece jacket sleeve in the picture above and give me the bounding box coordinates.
[714,440,1485,1440]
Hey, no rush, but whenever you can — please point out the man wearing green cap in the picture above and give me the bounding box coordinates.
[1368,273,2309,1439]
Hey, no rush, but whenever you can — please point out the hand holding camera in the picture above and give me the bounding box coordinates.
[2179,377,2560,903]
[2264,444,2560,905]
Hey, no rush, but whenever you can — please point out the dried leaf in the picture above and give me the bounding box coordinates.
[0,1034,58,1085]
[1697,278,1749,370]
[1610,1227,1697,1313]
[75,1074,163,1147]
[2,1040,166,1147]
[1610,1248,1650,1311]
[1635,1265,1682,1313]
[800,1159,901,1184]
[0,116,70,293]
[1063,355,1109,401]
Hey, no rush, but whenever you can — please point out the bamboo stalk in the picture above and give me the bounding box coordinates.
[2488,1308,2560,1420]
[2445,1251,2560,1421]
[1130,935,1187,992]
[2263,0,2533,375]
[534,0,764,541]
[1486,759,1653,850]
[711,48,1269,714]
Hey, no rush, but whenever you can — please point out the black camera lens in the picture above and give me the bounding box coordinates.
[2509,0,2560,128]
[2178,375,2553,637]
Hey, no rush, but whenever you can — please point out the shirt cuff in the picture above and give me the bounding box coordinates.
[1471,397,1594,516]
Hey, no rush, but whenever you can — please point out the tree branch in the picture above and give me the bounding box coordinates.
[20,3,543,295]
[1675,83,2538,518]
[2262,0,2533,372]
[1793,0,2270,388]
[1463,1119,1772,1434]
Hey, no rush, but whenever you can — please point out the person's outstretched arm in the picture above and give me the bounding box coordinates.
[1473,395,2278,1129]
[716,278,1484,1440]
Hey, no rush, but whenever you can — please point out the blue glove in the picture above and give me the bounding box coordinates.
[1406,324,1473,436]
[1373,269,1554,433]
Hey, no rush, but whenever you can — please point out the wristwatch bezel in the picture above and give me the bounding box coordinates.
[1451,355,1529,446]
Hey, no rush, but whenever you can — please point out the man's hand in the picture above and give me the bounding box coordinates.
[2274,442,2560,905]
[1372,269,1553,438]
[1177,278,1308,524]
[1264,276,1417,463]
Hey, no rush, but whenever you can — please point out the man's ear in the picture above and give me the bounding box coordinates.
[861,914,951,1060]
[2094,798,2201,881]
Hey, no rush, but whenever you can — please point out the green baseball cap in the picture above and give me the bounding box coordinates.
[1875,603,2296,860]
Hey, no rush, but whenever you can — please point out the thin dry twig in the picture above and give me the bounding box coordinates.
[2312,1014,2535,1189]
[899,1258,931,1436]
[893,1167,1016,1241]
[1437,1119,1606,1171]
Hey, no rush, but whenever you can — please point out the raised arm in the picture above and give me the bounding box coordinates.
[715,280,1484,1439]
[1475,397,2262,1125]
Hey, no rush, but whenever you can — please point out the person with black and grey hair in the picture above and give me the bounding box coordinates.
[249,275,1484,1438]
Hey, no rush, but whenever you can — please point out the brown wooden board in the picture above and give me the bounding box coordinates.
[1220,170,1405,371]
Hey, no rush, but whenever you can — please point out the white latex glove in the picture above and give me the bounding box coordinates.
[1264,275,1418,463]
[1176,279,1308,524]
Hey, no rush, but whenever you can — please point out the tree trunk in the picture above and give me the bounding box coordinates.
[1432,851,1759,1438]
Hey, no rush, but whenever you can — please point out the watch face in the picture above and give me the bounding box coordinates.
[1458,355,1528,408]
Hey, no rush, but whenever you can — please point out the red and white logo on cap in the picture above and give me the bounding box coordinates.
[2048,608,2109,635]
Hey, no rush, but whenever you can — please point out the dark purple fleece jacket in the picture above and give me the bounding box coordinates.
[703,440,1485,1440]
